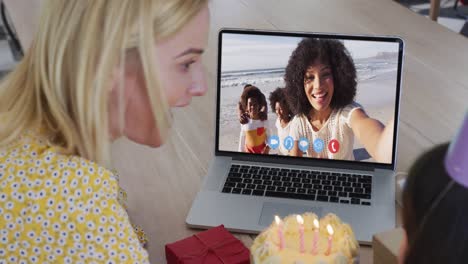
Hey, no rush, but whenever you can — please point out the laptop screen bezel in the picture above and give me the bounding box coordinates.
[215,29,404,171]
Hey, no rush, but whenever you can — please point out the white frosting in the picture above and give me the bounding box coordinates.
[251,213,359,264]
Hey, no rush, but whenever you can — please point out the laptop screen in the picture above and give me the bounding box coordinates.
[217,30,403,166]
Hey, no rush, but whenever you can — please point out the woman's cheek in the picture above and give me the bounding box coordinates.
[165,74,188,106]
[304,84,312,96]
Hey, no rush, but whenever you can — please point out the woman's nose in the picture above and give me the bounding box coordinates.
[313,76,321,89]
[189,82,207,96]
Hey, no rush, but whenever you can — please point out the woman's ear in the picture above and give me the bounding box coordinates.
[398,230,408,264]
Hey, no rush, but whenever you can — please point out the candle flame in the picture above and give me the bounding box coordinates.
[313,218,319,229]
[296,215,304,224]
[275,215,281,225]
[327,224,334,235]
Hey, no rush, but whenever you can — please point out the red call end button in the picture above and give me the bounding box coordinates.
[328,139,340,154]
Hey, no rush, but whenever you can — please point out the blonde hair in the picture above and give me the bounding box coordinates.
[0,0,208,166]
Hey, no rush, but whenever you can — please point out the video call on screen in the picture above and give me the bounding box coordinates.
[218,32,399,164]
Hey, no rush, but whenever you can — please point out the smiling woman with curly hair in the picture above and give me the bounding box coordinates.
[284,38,394,162]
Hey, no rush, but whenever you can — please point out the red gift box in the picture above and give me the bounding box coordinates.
[165,225,250,264]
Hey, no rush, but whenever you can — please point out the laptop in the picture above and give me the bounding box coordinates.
[187,29,404,244]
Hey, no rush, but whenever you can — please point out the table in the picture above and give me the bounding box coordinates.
[5,0,468,263]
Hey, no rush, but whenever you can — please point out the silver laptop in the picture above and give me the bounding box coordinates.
[187,29,404,244]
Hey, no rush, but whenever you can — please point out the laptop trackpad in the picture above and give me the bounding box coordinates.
[259,202,323,226]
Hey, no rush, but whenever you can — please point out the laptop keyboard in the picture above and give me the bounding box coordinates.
[221,164,372,206]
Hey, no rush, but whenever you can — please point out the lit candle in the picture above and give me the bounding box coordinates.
[326,224,334,256]
[275,215,285,250]
[312,218,319,255]
[296,215,305,253]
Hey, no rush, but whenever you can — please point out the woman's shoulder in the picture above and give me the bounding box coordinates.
[288,114,310,137]
[338,101,363,114]
[243,118,268,130]
[1,133,119,195]
[44,151,119,193]
[289,114,303,120]
[289,114,308,125]
[336,101,364,125]
[0,145,149,262]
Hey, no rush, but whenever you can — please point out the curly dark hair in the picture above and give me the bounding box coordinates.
[284,38,357,116]
[269,87,292,122]
[239,85,266,111]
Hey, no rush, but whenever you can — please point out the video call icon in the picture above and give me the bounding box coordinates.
[268,135,280,150]
[313,138,325,153]
[284,136,294,151]
[298,137,309,152]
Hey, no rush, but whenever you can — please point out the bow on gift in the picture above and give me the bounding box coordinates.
[179,232,249,264]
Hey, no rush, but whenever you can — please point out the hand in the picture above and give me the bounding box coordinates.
[239,112,249,124]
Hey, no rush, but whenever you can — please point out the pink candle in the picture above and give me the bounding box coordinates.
[296,215,305,253]
[326,224,334,256]
[312,218,319,255]
[275,215,285,250]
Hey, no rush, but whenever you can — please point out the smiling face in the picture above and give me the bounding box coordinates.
[304,61,334,113]
[247,97,260,119]
[274,101,291,122]
[274,102,283,117]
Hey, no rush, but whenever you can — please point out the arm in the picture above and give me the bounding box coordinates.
[259,93,268,121]
[238,129,246,152]
[262,122,270,154]
[238,102,249,124]
[349,109,394,163]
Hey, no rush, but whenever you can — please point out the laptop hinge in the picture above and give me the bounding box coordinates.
[232,156,374,172]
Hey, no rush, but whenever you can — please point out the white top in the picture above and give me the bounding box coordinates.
[238,119,269,152]
[275,118,291,156]
[289,102,362,160]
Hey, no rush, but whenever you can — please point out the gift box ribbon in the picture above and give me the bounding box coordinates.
[179,233,248,263]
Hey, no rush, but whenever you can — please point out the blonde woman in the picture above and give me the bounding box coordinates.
[0,0,209,262]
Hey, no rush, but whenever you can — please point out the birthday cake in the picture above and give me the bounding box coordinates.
[251,213,359,264]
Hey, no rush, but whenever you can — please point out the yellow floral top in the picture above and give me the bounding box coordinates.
[0,130,149,263]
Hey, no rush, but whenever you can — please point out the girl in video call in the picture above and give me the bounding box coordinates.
[285,38,394,163]
[238,84,267,125]
[238,85,270,154]
[269,87,293,156]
